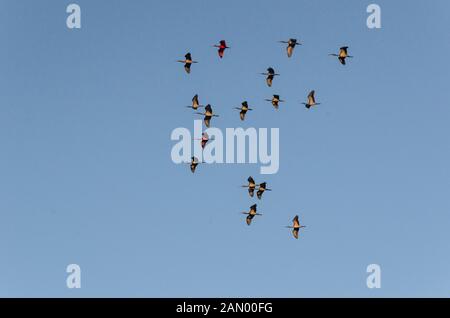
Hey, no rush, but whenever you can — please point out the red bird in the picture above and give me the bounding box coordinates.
[214,40,229,59]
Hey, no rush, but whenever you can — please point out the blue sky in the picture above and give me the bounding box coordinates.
[1,0,450,297]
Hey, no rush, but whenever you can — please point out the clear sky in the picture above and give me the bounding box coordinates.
[1,0,450,297]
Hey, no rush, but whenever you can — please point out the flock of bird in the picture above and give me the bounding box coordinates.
[178,39,354,239]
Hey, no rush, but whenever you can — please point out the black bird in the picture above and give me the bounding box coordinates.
[190,156,200,173]
[329,46,353,65]
[186,94,204,110]
[234,101,253,121]
[242,204,262,226]
[285,215,306,239]
[261,67,279,87]
[241,176,258,197]
[177,52,198,73]
[256,182,272,199]
[302,90,320,109]
[196,104,219,127]
[265,94,285,110]
[279,38,302,58]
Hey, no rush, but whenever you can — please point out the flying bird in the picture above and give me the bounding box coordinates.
[242,204,262,226]
[186,94,204,110]
[190,156,200,173]
[329,46,353,65]
[279,38,302,58]
[177,52,198,73]
[241,176,258,197]
[285,215,306,239]
[256,182,272,200]
[234,101,253,121]
[214,40,230,59]
[265,94,284,110]
[200,132,210,149]
[302,90,320,109]
[196,104,219,127]
[194,132,212,149]
[261,67,279,87]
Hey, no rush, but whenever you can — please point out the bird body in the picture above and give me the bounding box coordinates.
[201,132,209,149]
[302,90,320,109]
[242,176,258,197]
[265,94,284,110]
[190,156,199,173]
[242,204,262,226]
[329,46,353,65]
[214,40,229,58]
[286,215,306,239]
[279,38,301,58]
[234,101,253,121]
[187,94,204,110]
[261,67,279,87]
[178,52,198,73]
[256,182,271,199]
[196,104,219,127]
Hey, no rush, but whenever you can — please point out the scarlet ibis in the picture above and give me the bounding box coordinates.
[256,182,272,199]
[265,94,284,110]
[214,40,230,59]
[194,132,212,149]
[241,176,258,197]
[196,104,219,128]
[261,67,279,87]
[234,101,253,121]
[329,46,353,65]
[177,52,198,73]
[200,132,209,149]
[302,90,320,109]
[285,215,306,239]
[279,38,301,58]
[186,94,204,110]
[241,204,262,226]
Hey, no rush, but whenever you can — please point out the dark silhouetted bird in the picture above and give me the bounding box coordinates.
[261,67,279,87]
[234,101,253,121]
[279,38,302,58]
[302,90,320,109]
[190,156,200,173]
[242,204,262,226]
[196,104,219,127]
[265,94,285,110]
[177,52,198,73]
[186,94,204,110]
[241,176,258,197]
[329,46,353,65]
[285,215,306,239]
[256,182,272,199]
